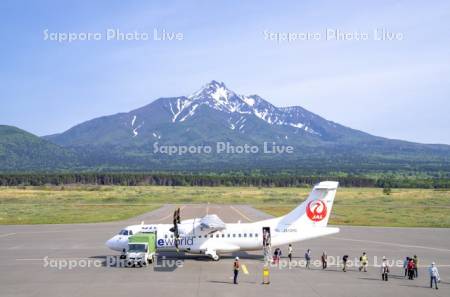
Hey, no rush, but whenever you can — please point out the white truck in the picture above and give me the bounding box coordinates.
[126,233,156,267]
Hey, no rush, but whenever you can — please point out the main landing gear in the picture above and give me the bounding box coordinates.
[205,249,220,261]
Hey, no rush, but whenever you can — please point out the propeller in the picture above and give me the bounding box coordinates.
[170,207,181,250]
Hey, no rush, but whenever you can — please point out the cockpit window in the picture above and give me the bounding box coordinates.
[119,229,129,235]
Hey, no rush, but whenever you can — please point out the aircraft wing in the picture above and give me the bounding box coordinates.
[199,214,226,232]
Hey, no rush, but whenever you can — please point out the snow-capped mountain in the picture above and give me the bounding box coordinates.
[47,80,364,147]
[159,80,320,135]
[43,80,450,171]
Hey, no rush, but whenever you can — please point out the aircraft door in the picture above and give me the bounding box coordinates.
[262,227,271,247]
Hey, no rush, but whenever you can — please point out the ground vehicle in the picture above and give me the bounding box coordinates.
[126,232,156,267]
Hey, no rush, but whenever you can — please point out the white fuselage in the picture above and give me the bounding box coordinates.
[106,217,338,254]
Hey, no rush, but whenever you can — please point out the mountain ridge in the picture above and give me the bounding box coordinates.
[45,81,374,146]
[2,81,450,172]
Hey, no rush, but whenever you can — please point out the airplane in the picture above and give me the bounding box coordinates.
[105,181,339,260]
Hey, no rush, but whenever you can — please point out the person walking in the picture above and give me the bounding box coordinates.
[274,248,280,264]
[321,252,327,269]
[359,252,368,272]
[305,249,311,269]
[263,229,271,247]
[429,262,440,290]
[288,244,293,262]
[380,257,390,281]
[413,255,419,278]
[233,257,240,284]
[403,257,410,278]
[263,230,268,247]
[407,258,415,280]
[273,247,281,265]
[342,255,349,272]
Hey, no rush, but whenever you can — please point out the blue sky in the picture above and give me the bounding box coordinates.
[1,0,449,144]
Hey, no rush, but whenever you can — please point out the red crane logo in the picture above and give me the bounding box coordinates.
[306,200,327,222]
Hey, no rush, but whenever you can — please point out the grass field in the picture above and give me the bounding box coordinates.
[0,185,449,227]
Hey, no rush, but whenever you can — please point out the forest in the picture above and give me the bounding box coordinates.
[0,172,449,188]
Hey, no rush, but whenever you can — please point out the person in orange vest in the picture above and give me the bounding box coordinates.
[233,257,240,284]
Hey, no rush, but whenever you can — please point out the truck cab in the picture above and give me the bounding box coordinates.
[126,233,156,267]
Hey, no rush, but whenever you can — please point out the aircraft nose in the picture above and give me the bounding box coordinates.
[105,235,128,251]
[105,237,114,249]
[105,236,119,250]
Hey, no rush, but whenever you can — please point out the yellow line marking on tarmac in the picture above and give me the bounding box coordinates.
[0,233,16,238]
[229,206,253,222]
[330,237,450,253]
[242,264,249,274]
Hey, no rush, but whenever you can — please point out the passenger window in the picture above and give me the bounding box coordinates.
[249,233,253,237]
[255,233,258,237]
[244,233,247,237]
[210,234,214,238]
[222,234,225,238]
[227,234,230,238]
[129,231,133,235]
[170,234,173,238]
[216,234,219,238]
[233,234,236,238]
[238,234,241,237]
[165,234,168,238]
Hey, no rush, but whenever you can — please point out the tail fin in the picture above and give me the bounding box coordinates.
[280,181,338,227]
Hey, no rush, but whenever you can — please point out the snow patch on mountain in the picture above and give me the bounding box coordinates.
[290,123,304,129]
[133,126,140,136]
[130,115,144,136]
[254,109,271,123]
[242,96,255,106]
[211,86,229,102]
[170,98,192,122]
[179,104,199,122]
[152,131,161,139]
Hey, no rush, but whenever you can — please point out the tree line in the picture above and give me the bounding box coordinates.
[0,173,449,188]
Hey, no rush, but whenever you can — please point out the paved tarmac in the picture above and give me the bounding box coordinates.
[0,204,449,297]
